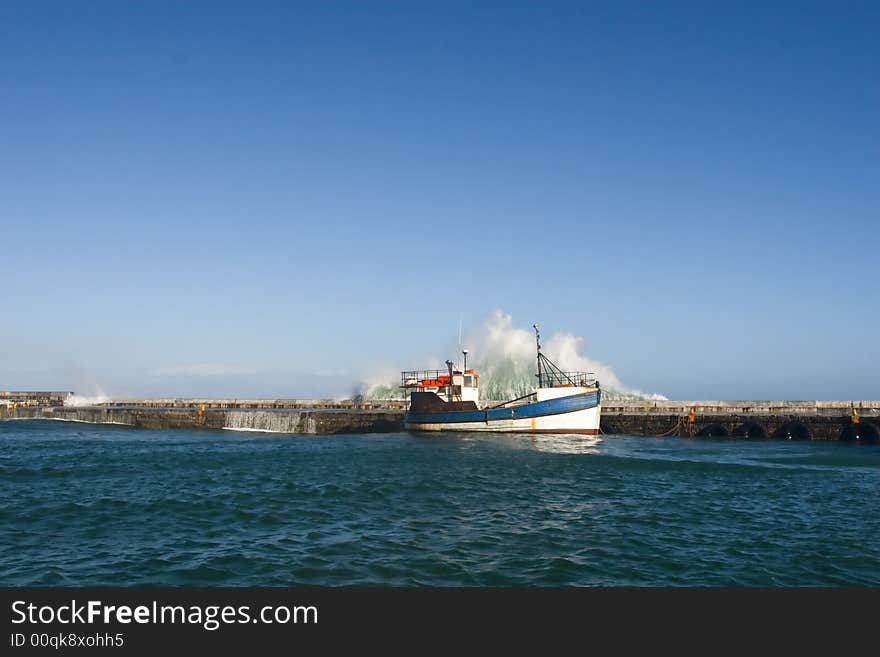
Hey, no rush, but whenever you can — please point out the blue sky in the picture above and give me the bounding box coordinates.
[1,1,877,399]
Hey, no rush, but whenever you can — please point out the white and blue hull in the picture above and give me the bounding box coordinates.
[405,387,601,435]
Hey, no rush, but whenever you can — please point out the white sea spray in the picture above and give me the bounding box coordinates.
[361,309,666,401]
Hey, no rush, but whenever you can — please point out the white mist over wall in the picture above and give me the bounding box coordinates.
[362,310,666,401]
[64,391,112,407]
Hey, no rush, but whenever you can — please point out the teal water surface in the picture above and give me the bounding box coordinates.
[2,420,879,585]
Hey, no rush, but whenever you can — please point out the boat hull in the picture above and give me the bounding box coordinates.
[405,389,601,435]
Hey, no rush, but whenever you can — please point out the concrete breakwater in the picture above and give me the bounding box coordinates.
[89,398,409,410]
[4,405,403,434]
[2,399,878,440]
[601,400,880,441]
[0,391,72,406]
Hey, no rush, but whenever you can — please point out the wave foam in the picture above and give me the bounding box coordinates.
[362,309,666,401]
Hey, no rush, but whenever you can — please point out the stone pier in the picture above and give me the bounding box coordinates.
[2,398,878,440]
[3,404,404,434]
[600,400,880,441]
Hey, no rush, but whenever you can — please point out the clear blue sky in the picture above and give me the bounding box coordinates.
[1,1,877,399]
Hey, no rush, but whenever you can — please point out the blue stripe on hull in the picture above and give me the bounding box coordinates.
[405,390,600,426]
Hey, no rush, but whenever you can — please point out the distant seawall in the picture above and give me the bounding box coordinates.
[600,400,880,441]
[3,405,404,434]
[2,399,879,440]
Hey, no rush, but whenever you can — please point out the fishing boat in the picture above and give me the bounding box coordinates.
[402,324,601,434]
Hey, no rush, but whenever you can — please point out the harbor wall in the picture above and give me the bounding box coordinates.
[3,405,404,434]
[600,400,880,441]
[0,391,72,406]
[86,398,409,410]
[2,399,878,440]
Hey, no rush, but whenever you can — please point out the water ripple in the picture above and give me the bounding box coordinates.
[2,421,879,585]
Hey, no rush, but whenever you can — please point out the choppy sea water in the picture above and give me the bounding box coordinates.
[2,420,879,586]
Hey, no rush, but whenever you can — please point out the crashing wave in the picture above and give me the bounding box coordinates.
[362,310,666,401]
[64,393,113,407]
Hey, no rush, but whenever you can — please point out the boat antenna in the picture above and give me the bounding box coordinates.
[533,323,543,388]
[458,312,462,367]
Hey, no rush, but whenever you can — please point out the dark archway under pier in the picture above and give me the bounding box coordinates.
[733,422,769,439]
[599,420,618,435]
[839,422,880,443]
[696,424,729,438]
[774,422,812,441]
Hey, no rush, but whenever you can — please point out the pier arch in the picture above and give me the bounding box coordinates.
[774,422,811,441]
[696,424,729,438]
[839,422,880,443]
[599,420,618,435]
[733,422,768,439]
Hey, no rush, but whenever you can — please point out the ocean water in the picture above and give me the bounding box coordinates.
[2,419,879,586]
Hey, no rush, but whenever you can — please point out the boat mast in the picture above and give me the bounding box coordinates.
[445,359,455,401]
[533,323,543,388]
